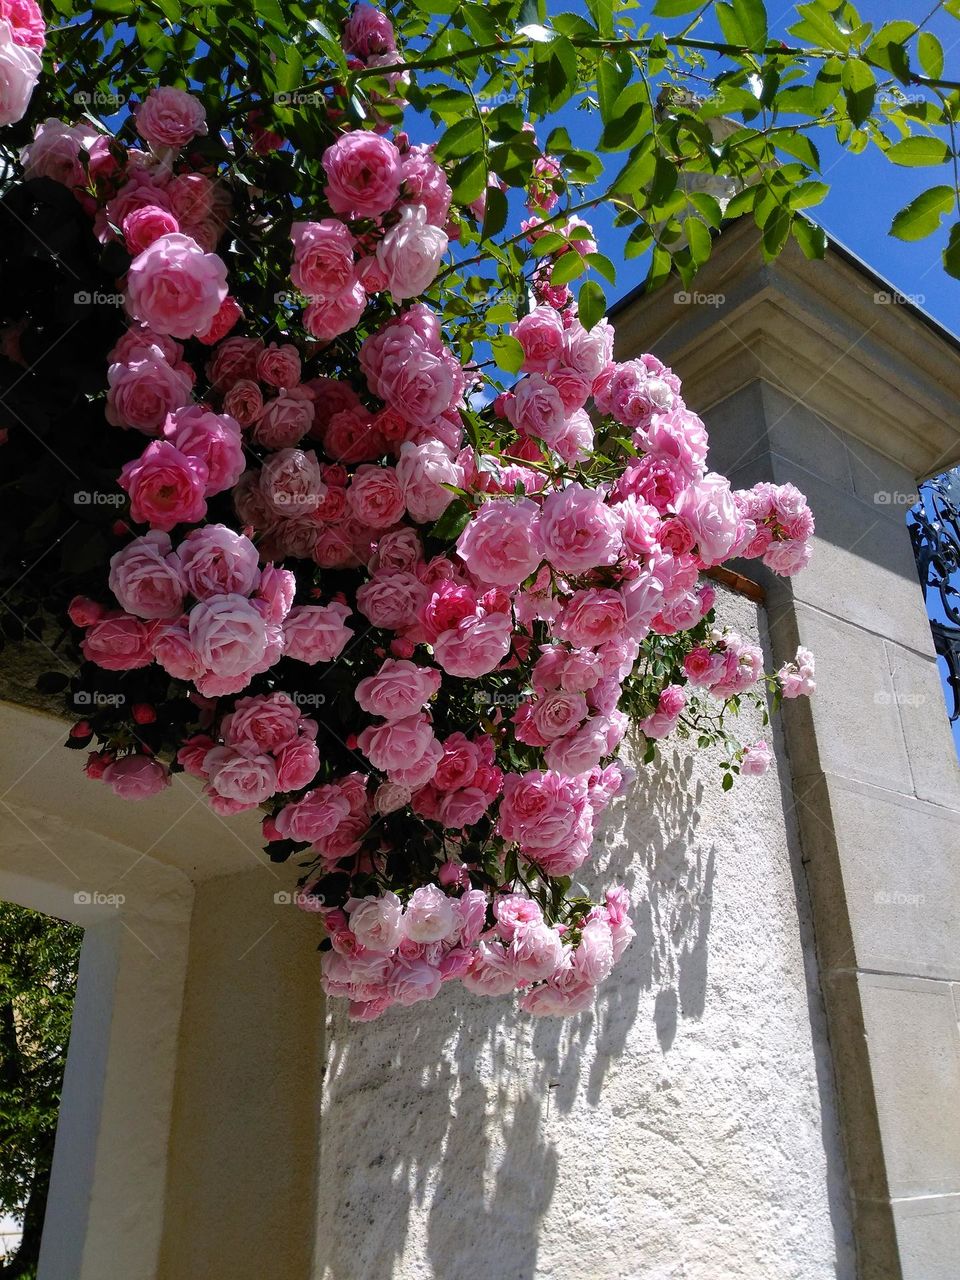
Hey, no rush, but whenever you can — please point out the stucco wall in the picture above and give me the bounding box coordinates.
[314,588,855,1280]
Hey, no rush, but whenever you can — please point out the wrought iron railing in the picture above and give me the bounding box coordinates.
[909,470,960,723]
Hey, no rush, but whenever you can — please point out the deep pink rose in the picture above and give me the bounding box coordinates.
[102,754,169,800]
[105,351,192,435]
[119,440,209,531]
[303,284,367,341]
[122,205,180,256]
[347,464,406,529]
[135,86,207,149]
[222,378,263,427]
[81,613,154,671]
[207,335,263,390]
[290,220,356,299]
[282,603,353,664]
[322,131,401,219]
[163,405,244,497]
[175,525,260,599]
[0,0,44,50]
[256,342,302,389]
[108,530,184,620]
[355,658,441,721]
[275,738,320,792]
[343,3,396,59]
[126,233,228,339]
[456,497,542,587]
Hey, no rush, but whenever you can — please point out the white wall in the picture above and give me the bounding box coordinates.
[314,589,855,1280]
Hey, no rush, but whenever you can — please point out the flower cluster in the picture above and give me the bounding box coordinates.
[0,0,42,126]
[23,3,816,1022]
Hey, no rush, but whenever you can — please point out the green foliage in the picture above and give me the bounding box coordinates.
[0,905,81,1280]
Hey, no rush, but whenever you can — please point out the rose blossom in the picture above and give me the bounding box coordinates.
[347,465,406,529]
[122,204,180,256]
[357,712,436,774]
[20,119,97,186]
[256,342,302,389]
[402,884,458,943]
[376,203,448,300]
[207,335,263,389]
[303,285,368,341]
[105,351,192,435]
[135,86,207,150]
[322,131,401,219]
[275,738,320,792]
[456,497,543,587]
[540,483,622,574]
[433,611,512,678]
[259,448,326,516]
[108,530,184,620]
[290,220,356,299]
[572,918,615,985]
[126,233,228,339]
[675,472,739,566]
[276,785,352,844]
[0,20,40,127]
[349,892,404,953]
[741,740,772,776]
[163,405,245,496]
[396,440,462,523]
[388,957,442,1006]
[119,440,209,531]
[0,0,44,50]
[81,614,153,670]
[511,921,564,981]
[282,603,353,664]
[205,747,278,805]
[102,754,169,800]
[174,525,260,599]
[221,691,301,753]
[188,593,268,676]
[355,658,441,721]
[254,395,314,450]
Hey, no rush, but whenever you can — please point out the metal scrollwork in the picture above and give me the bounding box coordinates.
[910,470,960,722]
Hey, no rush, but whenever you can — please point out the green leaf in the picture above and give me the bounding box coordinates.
[890,186,956,241]
[429,500,472,544]
[435,117,483,161]
[943,223,960,279]
[578,280,606,330]
[652,0,703,14]
[792,217,827,260]
[788,181,829,209]
[530,35,578,115]
[918,32,944,81]
[731,0,767,51]
[761,204,791,259]
[585,251,617,283]
[886,136,952,167]
[551,250,586,285]
[773,131,821,172]
[452,153,488,204]
[490,333,526,374]
[684,216,712,266]
[841,58,876,128]
[481,184,508,240]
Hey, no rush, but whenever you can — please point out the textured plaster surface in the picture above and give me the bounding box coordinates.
[314,591,855,1280]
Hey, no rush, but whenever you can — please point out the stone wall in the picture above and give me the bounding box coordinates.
[314,589,855,1280]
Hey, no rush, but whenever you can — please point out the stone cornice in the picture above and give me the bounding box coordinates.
[613,219,960,480]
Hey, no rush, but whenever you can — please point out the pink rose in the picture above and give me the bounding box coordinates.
[554,589,627,648]
[347,464,406,529]
[511,920,564,981]
[207,335,263,390]
[530,691,588,742]
[433,611,512,678]
[455,497,542,586]
[396,440,462,523]
[105,351,192,435]
[174,525,260,599]
[259,448,326,516]
[163,405,245,496]
[256,342,302,389]
[275,738,320,792]
[376,203,448,300]
[343,3,396,59]
[108,530,184,620]
[81,613,153,670]
[205,747,277,805]
[122,205,180,256]
[461,940,517,997]
[504,374,566,445]
[356,571,427,631]
[188,593,268,676]
[303,284,367,341]
[222,379,263,426]
[119,440,209,531]
[513,306,565,372]
[0,20,39,127]
[572,918,615,985]
[348,891,404,953]
[20,119,97,186]
[402,884,458,943]
[290,219,356,299]
[322,130,401,219]
[355,658,441,721]
[221,691,302,753]
[282,602,353,664]
[675,472,739,567]
[399,146,451,226]
[741,740,772,776]
[540,483,622,574]
[370,336,456,429]
[493,893,543,942]
[253,395,314,450]
[357,712,436,773]
[135,86,207,149]
[0,0,44,50]
[276,784,352,843]
[151,622,203,681]
[388,957,442,1006]
[126,233,228,339]
[102,754,169,800]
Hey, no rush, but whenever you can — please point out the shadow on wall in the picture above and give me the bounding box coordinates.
[315,744,713,1280]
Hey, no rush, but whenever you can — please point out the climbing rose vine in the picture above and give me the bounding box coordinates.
[7,5,821,1021]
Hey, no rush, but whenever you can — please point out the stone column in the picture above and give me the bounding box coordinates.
[615,220,960,1278]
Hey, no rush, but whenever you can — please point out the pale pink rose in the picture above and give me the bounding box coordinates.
[102,754,169,800]
[251,340,299,387]
[343,2,396,58]
[642,408,708,477]
[167,171,213,223]
[357,712,436,774]
[175,525,260,599]
[374,781,412,814]
[461,940,517,997]
[253,395,314,450]
[572,918,615,985]
[151,621,203,681]
[0,20,39,127]
[259,448,326,516]
[540,483,622,574]
[457,888,487,944]
[163,405,245,496]
[255,566,296,624]
[282,602,353,664]
[206,746,277,804]
[81,614,153,670]
[387,739,442,789]
[396,440,462,523]
[455,497,542,586]
[122,204,180,256]
[402,884,458,943]
[370,527,423,574]
[135,86,207,149]
[347,464,406,529]
[355,658,441,721]
[349,891,404,953]
[433,611,512,678]
[108,530,184,620]
[119,440,208,531]
[356,570,427,630]
[275,785,352,844]
[563,318,614,381]
[21,119,98,187]
[388,957,442,1006]
[504,374,566,445]
[376,203,448,300]
[0,0,44,50]
[373,338,456,429]
[676,472,739,566]
[188,593,268,676]
[530,691,588,742]
[763,538,812,576]
[494,893,543,942]
[497,769,590,855]
[511,921,564,981]
[303,284,367,341]
[778,646,816,698]
[222,379,263,427]
[105,351,193,435]
[554,589,627,648]
[290,219,356,299]
[513,306,565,372]
[322,131,401,218]
[207,335,263,389]
[543,718,611,775]
[126,233,228,339]
[741,740,772,776]
[399,146,451,226]
[519,974,595,1016]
